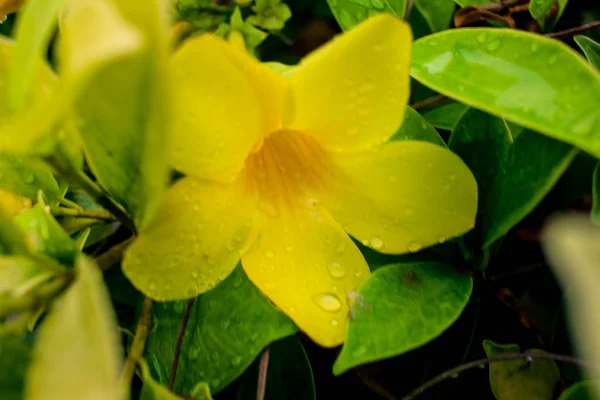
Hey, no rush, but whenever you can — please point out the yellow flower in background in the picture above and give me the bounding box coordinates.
[123,14,477,347]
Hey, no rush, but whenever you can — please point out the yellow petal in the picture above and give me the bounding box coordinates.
[324,141,477,254]
[241,203,370,347]
[0,189,32,217]
[122,176,256,301]
[170,34,285,182]
[284,14,412,152]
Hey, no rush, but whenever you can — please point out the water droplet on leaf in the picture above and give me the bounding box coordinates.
[312,293,342,312]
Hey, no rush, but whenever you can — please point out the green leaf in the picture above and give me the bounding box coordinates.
[575,35,600,71]
[14,204,79,265]
[247,0,292,31]
[542,215,600,399]
[9,0,63,109]
[483,340,560,400]
[0,206,31,255]
[139,360,189,400]
[558,381,599,400]
[0,338,31,400]
[414,0,454,33]
[145,266,297,394]
[422,103,469,131]
[390,107,447,147]
[410,29,600,158]
[449,109,576,248]
[0,256,59,297]
[326,0,407,31]
[333,262,472,375]
[235,336,315,400]
[593,163,600,225]
[0,155,60,201]
[24,255,122,400]
[529,0,554,27]
[58,0,170,229]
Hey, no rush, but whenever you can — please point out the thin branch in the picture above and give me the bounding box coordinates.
[256,347,270,400]
[487,262,546,283]
[58,197,83,210]
[119,297,153,393]
[476,0,522,13]
[402,352,598,400]
[44,151,136,233]
[169,298,196,390]
[355,368,397,400]
[545,21,600,40]
[410,94,447,111]
[50,206,116,222]
[95,237,135,272]
[404,0,414,21]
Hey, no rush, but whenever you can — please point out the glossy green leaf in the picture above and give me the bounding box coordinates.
[0,206,30,255]
[139,360,187,400]
[247,0,291,31]
[24,255,122,400]
[0,37,60,154]
[58,0,170,229]
[575,35,600,71]
[411,29,600,158]
[593,163,600,225]
[449,109,576,248]
[390,107,447,147]
[414,0,454,33]
[326,0,407,31]
[235,336,315,400]
[529,0,554,27]
[145,266,297,394]
[422,103,469,131]
[0,155,60,201]
[333,262,472,375]
[9,0,63,109]
[543,215,600,398]
[558,381,599,400]
[14,204,78,265]
[0,256,60,297]
[483,340,560,400]
[0,338,30,400]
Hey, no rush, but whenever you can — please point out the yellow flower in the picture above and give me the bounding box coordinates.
[123,14,477,347]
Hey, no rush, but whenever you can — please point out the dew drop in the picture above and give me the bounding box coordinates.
[164,280,173,291]
[407,241,422,252]
[148,279,157,291]
[285,245,293,253]
[549,55,558,65]
[185,285,197,297]
[330,318,339,327]
[371,236,384,250]
[312,293,342,313]
[361,239,369,246]
[335,243,346,253]
[233,277,243,288]
[437,236,446,244]
[354,271,363,279]
[231,356,243,366]
[420,121,427,129]
[486,39,501,52]
[477,33,486,43]
[389,175,397,182]
[189,347,200,360]
[530,43,539,53]
[192,270,200,279]
[263,249,275,259]
[23,173,34,184]
[327,262,345,278]
[352,344,368,358]
[572,114,596,136]
[211,378,222,388]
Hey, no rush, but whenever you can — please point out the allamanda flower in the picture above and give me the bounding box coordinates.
[123,14,477,347]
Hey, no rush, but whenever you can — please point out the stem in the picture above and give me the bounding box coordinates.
[169,298,196,390]
[58,197,83,210]
[50,206,116,222]
[402,352,598,400]
[404,0,414,21]
[410,94,447,110]
[0,274,70,318]
[95,237,135,272]
[256,347,270,400]
[119,297,153,393]
[545,21,600,40]
[45,152,136,233]
[355,368,397,400]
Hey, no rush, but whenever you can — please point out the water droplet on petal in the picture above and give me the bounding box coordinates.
[361,239,369,246]
[263,249,275,259]
[312,293,342,313]
[330,318,339,327]
[327,262,345,278]
[354,271,364,279]
[408,241,422,252]
[371,236,384,250]
[285,245,293,253]
[23,173,34,184]
[148,279,157,291]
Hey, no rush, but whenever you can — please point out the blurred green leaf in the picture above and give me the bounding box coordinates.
[24,255,122,400]
[333,262,472,375]
[575,35,600,71]
[594,163,600,225]
[15,204,79,265]
[422,103,469,131]
[0,206,31,255]
[390,107,447,147]
[0,337,30,400]
[145,266,297,394]
[139,360,188,400]
[235,336,315,400]
[326,0,407,31]
[558,381,599,400]
[216,7,267,54]
[543,215,600,399]
[247,0,291,31]
[0,155,60,201]
[0,256,60,297]
[529,0,554,27]
[449,109,576,249]
[414,0,454,33]
[411,29,600,158]
[483,340,560,400]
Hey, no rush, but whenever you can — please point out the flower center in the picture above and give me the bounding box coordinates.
[244,130,331,217]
